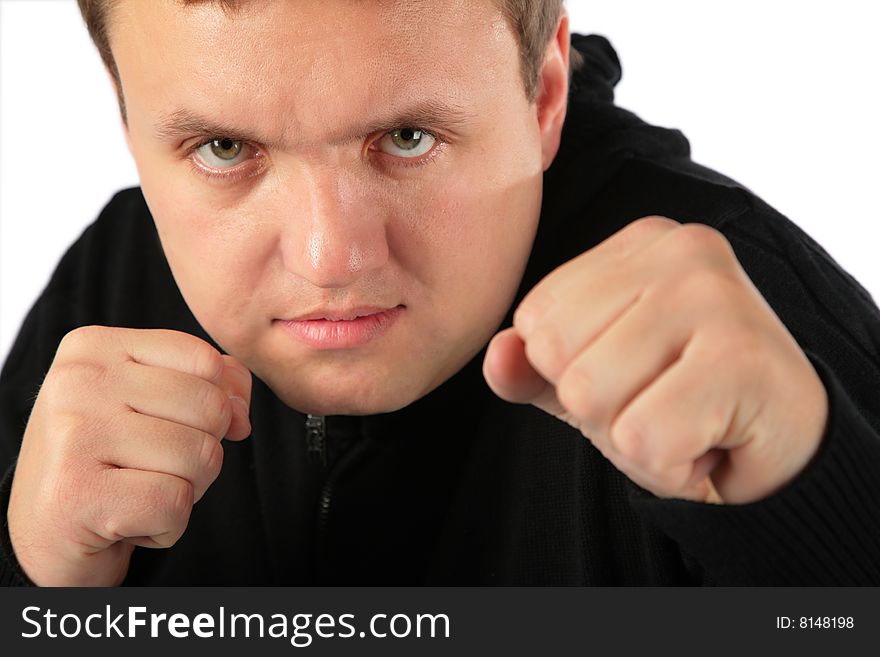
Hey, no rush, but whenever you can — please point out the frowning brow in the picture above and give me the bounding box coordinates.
[335,100,475,143]
[153,110,275,146]
[153,100,476,147]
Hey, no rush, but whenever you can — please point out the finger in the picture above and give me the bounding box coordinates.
[608,349,739,497]
[217,356,252,441]
[683,450,725,501]
[636,452,725,503]
[514,219,684,384]
[219,355,252,403]
[514,216,679,336]
[483,328,570,421]
[115,360,234,439]
[89,468,193,549]
[520,277,643,384]
[60,327,225,383]
[554,290,691,437]
[94,411,224,502]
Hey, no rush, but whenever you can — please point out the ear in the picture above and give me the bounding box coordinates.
[536,10,571,171]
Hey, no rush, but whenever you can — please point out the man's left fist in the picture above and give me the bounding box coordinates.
[484,216,828,504]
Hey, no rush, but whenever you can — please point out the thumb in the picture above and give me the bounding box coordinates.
[217,355,252,441]
[483,327,571,422]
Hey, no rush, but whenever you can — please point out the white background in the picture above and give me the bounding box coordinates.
[1,0,879,366]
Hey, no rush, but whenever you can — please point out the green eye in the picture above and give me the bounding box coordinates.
[391,128,423,150]
[378,128,436,158]
[209,138,242,160]
[194,137,248,170]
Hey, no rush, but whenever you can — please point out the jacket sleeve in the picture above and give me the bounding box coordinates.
[629,195,880,584]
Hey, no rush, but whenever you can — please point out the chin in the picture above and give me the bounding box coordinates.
[274,384,417,416]
[262,367,425,417]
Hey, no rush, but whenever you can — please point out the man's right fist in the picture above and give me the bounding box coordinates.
[6,327,252,586]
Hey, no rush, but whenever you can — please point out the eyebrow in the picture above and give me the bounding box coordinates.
[337,100,475,143]
[153,110,274,147]
[152,100,476,148]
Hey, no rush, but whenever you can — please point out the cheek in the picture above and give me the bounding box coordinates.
[138,172,273,346]
[393,152,543,330]
[409,152,542,276]
[421,124,543,284]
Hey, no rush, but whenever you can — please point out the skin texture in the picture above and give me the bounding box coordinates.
[7,0,829,586]
[9,328,252,585]
[483,217,829,504]
[7,0,571,586]
[110,0,569,416]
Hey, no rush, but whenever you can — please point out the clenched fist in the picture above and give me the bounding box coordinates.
[7,327,252,586]
[484,216,829,504]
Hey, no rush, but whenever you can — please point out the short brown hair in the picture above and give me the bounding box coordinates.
[76,0,569,123]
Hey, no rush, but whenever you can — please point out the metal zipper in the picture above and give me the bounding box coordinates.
[313,420,371,581]
[305,414,326,466]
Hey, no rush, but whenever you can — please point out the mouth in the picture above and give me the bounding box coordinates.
[276,304,405,350]
[289,305,402,322]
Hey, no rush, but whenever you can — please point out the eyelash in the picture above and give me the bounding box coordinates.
[185,139,264,184]
[185,128,446,183]
[368,129,447,169]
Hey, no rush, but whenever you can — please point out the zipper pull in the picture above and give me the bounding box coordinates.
[305,414,327,466]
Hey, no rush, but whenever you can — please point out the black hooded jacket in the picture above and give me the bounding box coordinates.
[3,35,880,585]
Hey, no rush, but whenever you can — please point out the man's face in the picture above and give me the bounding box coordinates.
[110,0,555,415]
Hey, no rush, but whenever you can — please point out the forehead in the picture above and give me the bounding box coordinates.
[109,0,519,142]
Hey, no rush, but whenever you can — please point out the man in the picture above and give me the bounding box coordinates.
[1,0,879,586]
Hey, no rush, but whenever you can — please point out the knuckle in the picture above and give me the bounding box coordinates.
[629,215,679,238]
[670,223,732,258]
[197,433,224,482]
[656,464,694,497]
[58,325,103,354]
[223,358,253,403]
[152,531,182,549]
[41,365,107,424]
[137,479,193,548]
[45,360,106,396]
[190,341,224,383]
[159,482,194,547]
[610,414,650,467]
[197,384,232,436]
[101,515,126,543]
[643,432,679,475]
[152,530,184,549]
[512,303,533,335]
[97,476,194,547]
[38,367,71,409]
[524,327,568,381]
[514,290,552,336]
[676,268,741,309]
[557,364,601,426]
[167,478,195,521]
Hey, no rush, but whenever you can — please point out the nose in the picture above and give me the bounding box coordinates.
[280,167,390,289]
